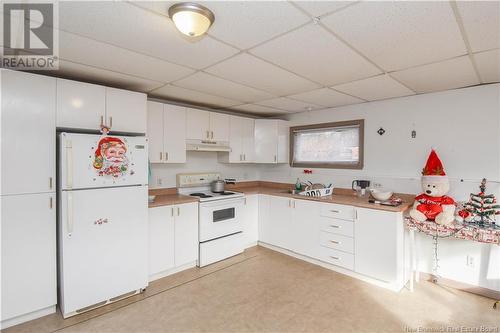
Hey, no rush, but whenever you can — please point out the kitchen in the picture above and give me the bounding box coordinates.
[1,1,499,332]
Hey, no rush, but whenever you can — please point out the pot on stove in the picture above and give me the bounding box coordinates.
[211,179,226,193]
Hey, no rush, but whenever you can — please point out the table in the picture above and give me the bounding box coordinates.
[405,217,500,291]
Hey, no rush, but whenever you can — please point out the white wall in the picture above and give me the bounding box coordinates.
[258,83,500,291]
[150,151,258,188]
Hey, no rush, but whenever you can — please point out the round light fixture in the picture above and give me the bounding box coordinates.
[168,2,215,37]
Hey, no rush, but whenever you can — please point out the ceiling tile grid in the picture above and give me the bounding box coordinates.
[332,74,415,101]
[172,71,275,103]
[321,1,467,72]
[256,97,324,113]
[287,87,364,108]
[473,49,500,84]
[59,1,239,69]
[205,1,311,50]
[150,84,242,108]
[293,1,358,18]
[390,56,480,94]
[8,1,498,117]
[456,1,500,53]
[204,53,321,96]
[250,23,382,86]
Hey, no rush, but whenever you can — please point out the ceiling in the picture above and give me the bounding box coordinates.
[3,1,499,116]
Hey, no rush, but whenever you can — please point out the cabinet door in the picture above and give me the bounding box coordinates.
[293,199,320,258]
[258,195,271,243]
[241,117,255,162]
[147,101,164,163]
[148,206,175,276]
[56,79,105,130]
[164,104,186,163]
[243,195,259,247]
[1,193,56,321]
[277,121,289,163]
[1,70,56,195]
[228,116,243,163]
[209,112,230,142]
[106,87,147,133]
[254,120,278,163]
[355,208,401,283]
[174,203,199,266]
[186,108,210,140]
[267,196,293,249]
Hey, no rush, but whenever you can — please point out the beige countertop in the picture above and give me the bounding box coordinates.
[148,182,415,213]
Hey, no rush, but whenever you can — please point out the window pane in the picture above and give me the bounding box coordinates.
[293,125,359,164]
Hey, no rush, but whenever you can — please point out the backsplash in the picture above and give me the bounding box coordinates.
[149,151,259,188]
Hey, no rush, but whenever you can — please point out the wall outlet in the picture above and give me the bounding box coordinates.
[373,182,382,188]
[466,255,475,268]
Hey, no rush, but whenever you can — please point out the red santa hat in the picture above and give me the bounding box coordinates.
[421,149,448,183]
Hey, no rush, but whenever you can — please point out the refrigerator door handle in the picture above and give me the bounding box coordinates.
[65,139,73,189]
[67,192,74,237]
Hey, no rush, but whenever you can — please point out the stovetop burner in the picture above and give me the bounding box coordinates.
[190,193,213,198]
[218,191,236,196]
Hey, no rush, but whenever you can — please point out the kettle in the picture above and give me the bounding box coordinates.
[352,180,370,196]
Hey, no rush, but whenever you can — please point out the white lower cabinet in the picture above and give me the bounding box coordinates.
[1,193,57,326]
[354,207,405,284]
[148,203,198,280]
[242,195,259,247]
[174,203,199,266]
[258,195,406,290]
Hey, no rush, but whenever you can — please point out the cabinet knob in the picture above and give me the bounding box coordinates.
[329,256,340,260]
[49,177,53,190]
[109,116,113,128]
[330,240,340,244]
[329,225,340,229]
[160,152,163,161]
[274,155,277,162]
[100,116,104,127]
[165,152,169,161]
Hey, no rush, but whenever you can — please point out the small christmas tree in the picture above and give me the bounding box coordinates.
[459,178,500,226]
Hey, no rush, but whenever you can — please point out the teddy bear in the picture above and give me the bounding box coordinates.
[409,149,456,225]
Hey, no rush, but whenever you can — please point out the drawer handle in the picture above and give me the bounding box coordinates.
[330,240,340,244]
[329,225,341,228]
[329,256,340,260]
[330,210,340,213]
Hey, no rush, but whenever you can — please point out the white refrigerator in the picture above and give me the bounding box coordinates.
[58,133,149,318]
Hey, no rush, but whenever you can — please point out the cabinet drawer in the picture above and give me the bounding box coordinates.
[319,217,354,237]
[317,246,354,270]
[319,232,354,254]
[320,203,355,221]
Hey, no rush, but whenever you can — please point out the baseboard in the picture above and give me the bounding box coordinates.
[258,242,406,292]
[419,272,500,300]
[148,262,197,282]
[0,305,56,330]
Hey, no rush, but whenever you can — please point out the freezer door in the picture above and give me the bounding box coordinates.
[58,186,148,317]
[59,133,148,190]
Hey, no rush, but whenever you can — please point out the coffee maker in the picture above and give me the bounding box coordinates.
[352,180,371,197]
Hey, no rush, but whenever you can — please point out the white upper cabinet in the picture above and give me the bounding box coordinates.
[219,116,255,163]
[186,108,230,142]
[146,101,164,163]
[209,112,230,142]
[1,70,56,195]
[147,102,186,164]
[186,108,210,141]
[56,79,106,130]
[254,119,289,163]
[57,79,146,133]
[163,104,187,163]
[105,87,147,133]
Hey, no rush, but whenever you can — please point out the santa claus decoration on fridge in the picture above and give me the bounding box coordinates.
[409,149,456,225]
[92,136,130,178]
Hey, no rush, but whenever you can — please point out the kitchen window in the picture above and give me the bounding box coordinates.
[289,119,364,169]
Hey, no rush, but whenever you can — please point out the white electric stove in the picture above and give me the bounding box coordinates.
[177,173,245,267]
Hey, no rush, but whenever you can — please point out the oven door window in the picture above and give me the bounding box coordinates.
[213,207,235,222]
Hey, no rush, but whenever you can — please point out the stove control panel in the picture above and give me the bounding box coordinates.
[177,172,221,188]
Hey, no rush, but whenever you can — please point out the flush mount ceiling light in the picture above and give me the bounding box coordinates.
[168,2,215,37]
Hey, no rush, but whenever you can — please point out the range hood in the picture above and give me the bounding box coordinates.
[186,140,231,152]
